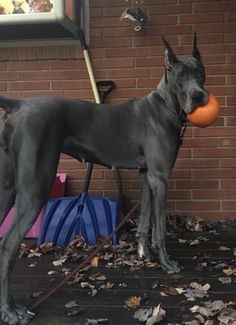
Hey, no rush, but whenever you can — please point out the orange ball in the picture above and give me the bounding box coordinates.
[187,93,220,128]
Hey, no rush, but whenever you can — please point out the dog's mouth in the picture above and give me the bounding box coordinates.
[183,89,208,114]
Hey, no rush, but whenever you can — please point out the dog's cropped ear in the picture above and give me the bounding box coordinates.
[192,32,202,62]
[162,36,178,71]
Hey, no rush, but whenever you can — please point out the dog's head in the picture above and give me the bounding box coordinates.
[162,34,208,114]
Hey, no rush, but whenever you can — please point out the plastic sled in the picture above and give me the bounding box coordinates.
[37,193,120,247]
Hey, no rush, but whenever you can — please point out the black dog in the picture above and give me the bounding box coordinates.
[0,35,207,324]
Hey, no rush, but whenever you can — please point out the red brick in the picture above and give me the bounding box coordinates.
[23,90,64,97]
[193,1,236,12]
[7,61,49,71]
[192,168,236,179]
[180,33,224,45]
[194,127,236,137]
[226,12,236,22]
[176,200,220,210]
[221,179,236,189]
[137,79,158,88]
[195,22,236,34]
[180,12,224,24]
[168,190,191,200]
[220,137,236,146]
[103,6,126,17]
[0,83,7,91]
[225,33,236,43]
[205,75,226,85]
[0,63,7,71]
[175,179,218,189]
[151,15,177,26]
[9,81,50,91]
[107,68,150,79]
[0,72,21,81]
[150,4,192,14]
[193,147,236,158]
[21,71,62,81]
[170,169,191,179]
[90,17,128,28]
[175,159,219,169]
[227,55,236,64]
[227,96,236,106]
[183,138,218,148]
[93,58,134,69]
[52,80,91,90]
[192,189,236,200]
[136,57,163,68]
[103,28,139,38]
[220,158,236,168]
[50,60,85,70]
[90,7,102,17]
[91,38,132,48]
[222,201,236,210]
[90,0,124,8]
[105,48,148,58]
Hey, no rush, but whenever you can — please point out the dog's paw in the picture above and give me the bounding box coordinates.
[1,305,35,325]
[162,260,181,274]
[137,242,151,261]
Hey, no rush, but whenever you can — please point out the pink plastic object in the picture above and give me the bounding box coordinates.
[0,173,67,238]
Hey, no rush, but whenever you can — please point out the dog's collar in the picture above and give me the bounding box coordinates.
[178,112,188,146]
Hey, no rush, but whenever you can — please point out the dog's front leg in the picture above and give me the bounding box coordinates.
[137,172,152,261]
[147,172,180,274]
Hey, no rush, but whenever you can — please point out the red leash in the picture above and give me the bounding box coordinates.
[30,202,139,310]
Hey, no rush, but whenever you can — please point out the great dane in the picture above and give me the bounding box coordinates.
[0,34,207,324]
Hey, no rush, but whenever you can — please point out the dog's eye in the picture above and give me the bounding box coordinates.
[177,72,184,80]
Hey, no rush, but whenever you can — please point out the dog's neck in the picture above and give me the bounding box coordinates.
[157,76,185,122]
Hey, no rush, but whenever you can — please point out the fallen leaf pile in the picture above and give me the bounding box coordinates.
[19,215,236,324]
[133,304,166,324]
[184,282,211,301]
[190,300,236,324]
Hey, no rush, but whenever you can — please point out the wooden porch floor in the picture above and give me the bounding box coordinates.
[12,218,236,325]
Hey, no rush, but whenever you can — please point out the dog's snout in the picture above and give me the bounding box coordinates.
[191,90,204,103]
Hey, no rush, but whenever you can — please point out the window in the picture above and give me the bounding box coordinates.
[0,0,89,44]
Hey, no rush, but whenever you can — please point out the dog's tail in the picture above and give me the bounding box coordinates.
[0,96,21,114]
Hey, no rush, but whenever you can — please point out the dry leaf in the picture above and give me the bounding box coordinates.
[189,239,200,246]
[100,282,114,289]
[218,277,232,284]
[223,268,236,276]
[184,282,210,301]
[86,318,108,324]
[218,246,231,251]
[91,256,99,267]
[175,287,185,294]
[125,296,141,308]
[146,304,166,325]
[204,320,214,325]
[133,308,153,322]
[191,305,213,317]
[178,238,187,243]
[52,258,67,266]
[65,300,79,308]
[28,251,42,258]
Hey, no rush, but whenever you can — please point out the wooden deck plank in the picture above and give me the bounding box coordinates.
[10,220,236,324]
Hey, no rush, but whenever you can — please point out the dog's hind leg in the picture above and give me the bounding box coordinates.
[137,172,152,261]
[147,171,180,274]
[0,146,15,226]
[0,135,61,324]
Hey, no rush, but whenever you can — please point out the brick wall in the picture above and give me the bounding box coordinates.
[1,0,236,220]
